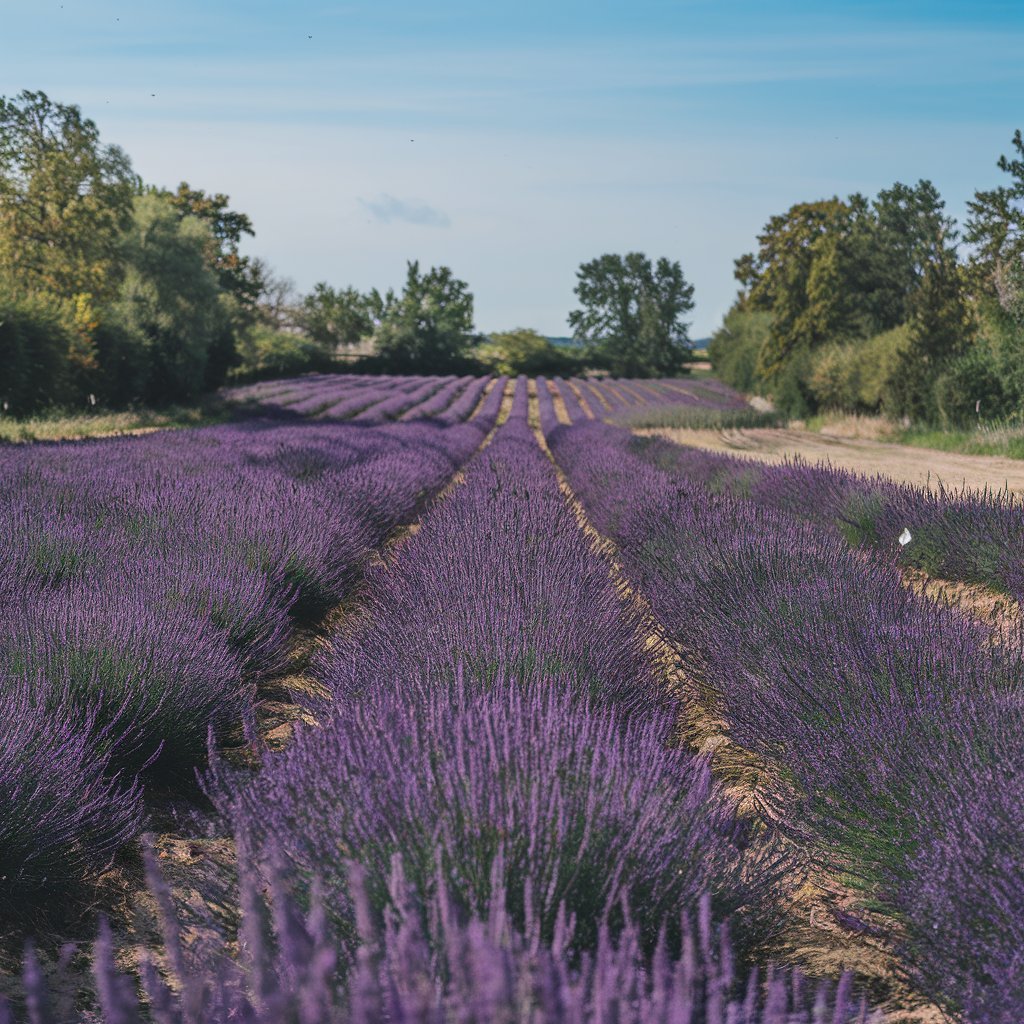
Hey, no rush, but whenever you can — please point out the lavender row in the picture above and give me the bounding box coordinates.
[350,375,451,424]
[206,380,868,1017]
[400,373,475,419]
[0,413,492,915]
[628,432,1024,602]
[436,372,496,423]
[536,375,560,434]
[546,417,1024,1022]
[4,844,875,1024]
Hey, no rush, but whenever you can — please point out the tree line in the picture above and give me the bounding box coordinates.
[0,90,696,416]
[709,132,1024,426]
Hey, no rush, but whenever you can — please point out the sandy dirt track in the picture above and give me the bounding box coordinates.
[639,426,1024,495]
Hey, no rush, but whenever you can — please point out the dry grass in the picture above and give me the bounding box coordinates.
[640,424,1024,494]
[0,401,231,444]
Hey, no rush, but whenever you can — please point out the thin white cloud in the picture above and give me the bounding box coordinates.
[360,194,451,227]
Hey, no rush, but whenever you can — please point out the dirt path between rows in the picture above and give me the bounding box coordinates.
[640,426,1024,494]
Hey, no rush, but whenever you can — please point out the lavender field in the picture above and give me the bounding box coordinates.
[3,372,1023,1023]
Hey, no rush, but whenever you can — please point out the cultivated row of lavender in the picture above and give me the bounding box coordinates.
[0,389,502,917]
[4,844,876,1024]
[199,379,875,1021]
[0,378,876,1020]
[623,431,1024,602]
[229,373,490,425]
[546,417,1024,1023]
[565,377,777,430]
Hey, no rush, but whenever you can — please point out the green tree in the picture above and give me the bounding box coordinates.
[373,261,475,371]
[99,193,226,404]
[0,90,138,300]
[871,180,950,326]
[165,182,258,311]
[965,129,1024,317]
[738,198,862,378]
[163,182,265,386]
[707,308,772,394]
[568,253,694,377]
[738,182,954,406]
[0,286,78,413]
[297,283,374,351]
[889,234,973,422]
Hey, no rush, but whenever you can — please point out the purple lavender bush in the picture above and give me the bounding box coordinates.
[627,431,1024,601]
[2,845,877,1023]
[217,390,779,974]
[546,417,1024,1021]
[0,384,495,917]
[0,671,142,915]
[217,674,753,956]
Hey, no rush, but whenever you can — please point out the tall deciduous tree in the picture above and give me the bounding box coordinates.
[373,261,475,371]
[0,90,138,299]
[890,232,973,421]
[297,283,374,350]
[166,182,258,311]
[568,253,694,377]
[965,129,1024,316]
[738,182,954,387]
[100,193,226,404]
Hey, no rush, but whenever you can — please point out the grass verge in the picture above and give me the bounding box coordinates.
[0,397,234,444]
[804,411,1024,459]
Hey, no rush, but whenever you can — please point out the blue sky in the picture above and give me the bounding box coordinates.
[4,0,1024,337]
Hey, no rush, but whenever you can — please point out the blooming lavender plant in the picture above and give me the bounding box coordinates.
[546,415,1024,1020]
[0,671,142,915]
[2,843,876,1024]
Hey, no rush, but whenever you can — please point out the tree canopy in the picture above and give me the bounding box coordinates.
[568,253,694,377]
[0,90,138,300]
[297,283,374,351]
[372,261,476,371]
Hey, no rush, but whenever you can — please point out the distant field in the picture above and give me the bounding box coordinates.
[2,371,1020,1021]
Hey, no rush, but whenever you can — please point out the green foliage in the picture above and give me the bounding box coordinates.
[568,253,694,377]
[707,308,771,392]
[965,128,1024,317]
[0,90,138,301]
[232,326,336,381]
[770,346,817,418]
[475,328,583,376]
[166,182,257,308]
[932,344,1014,427]
[889,244,973,422]
[372,261,476,372]
[738,182,952,400]
[102,193,226,404]
[739,197,859,375]
[296,283,373,350]
[0,286,77,414]
[807,324,910,414]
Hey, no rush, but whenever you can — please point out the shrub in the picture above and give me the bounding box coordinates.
[475,328,584,376]
[231,325,336,382]
[220,676,754,956]
[0,286,77,414]
[707,308,770,394]
[0,671,142,917]
[933,343,1013,426]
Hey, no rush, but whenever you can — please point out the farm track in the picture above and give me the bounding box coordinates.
[0,382,520,1010]
[642,424,1024,495]
[532,400,943,1022]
